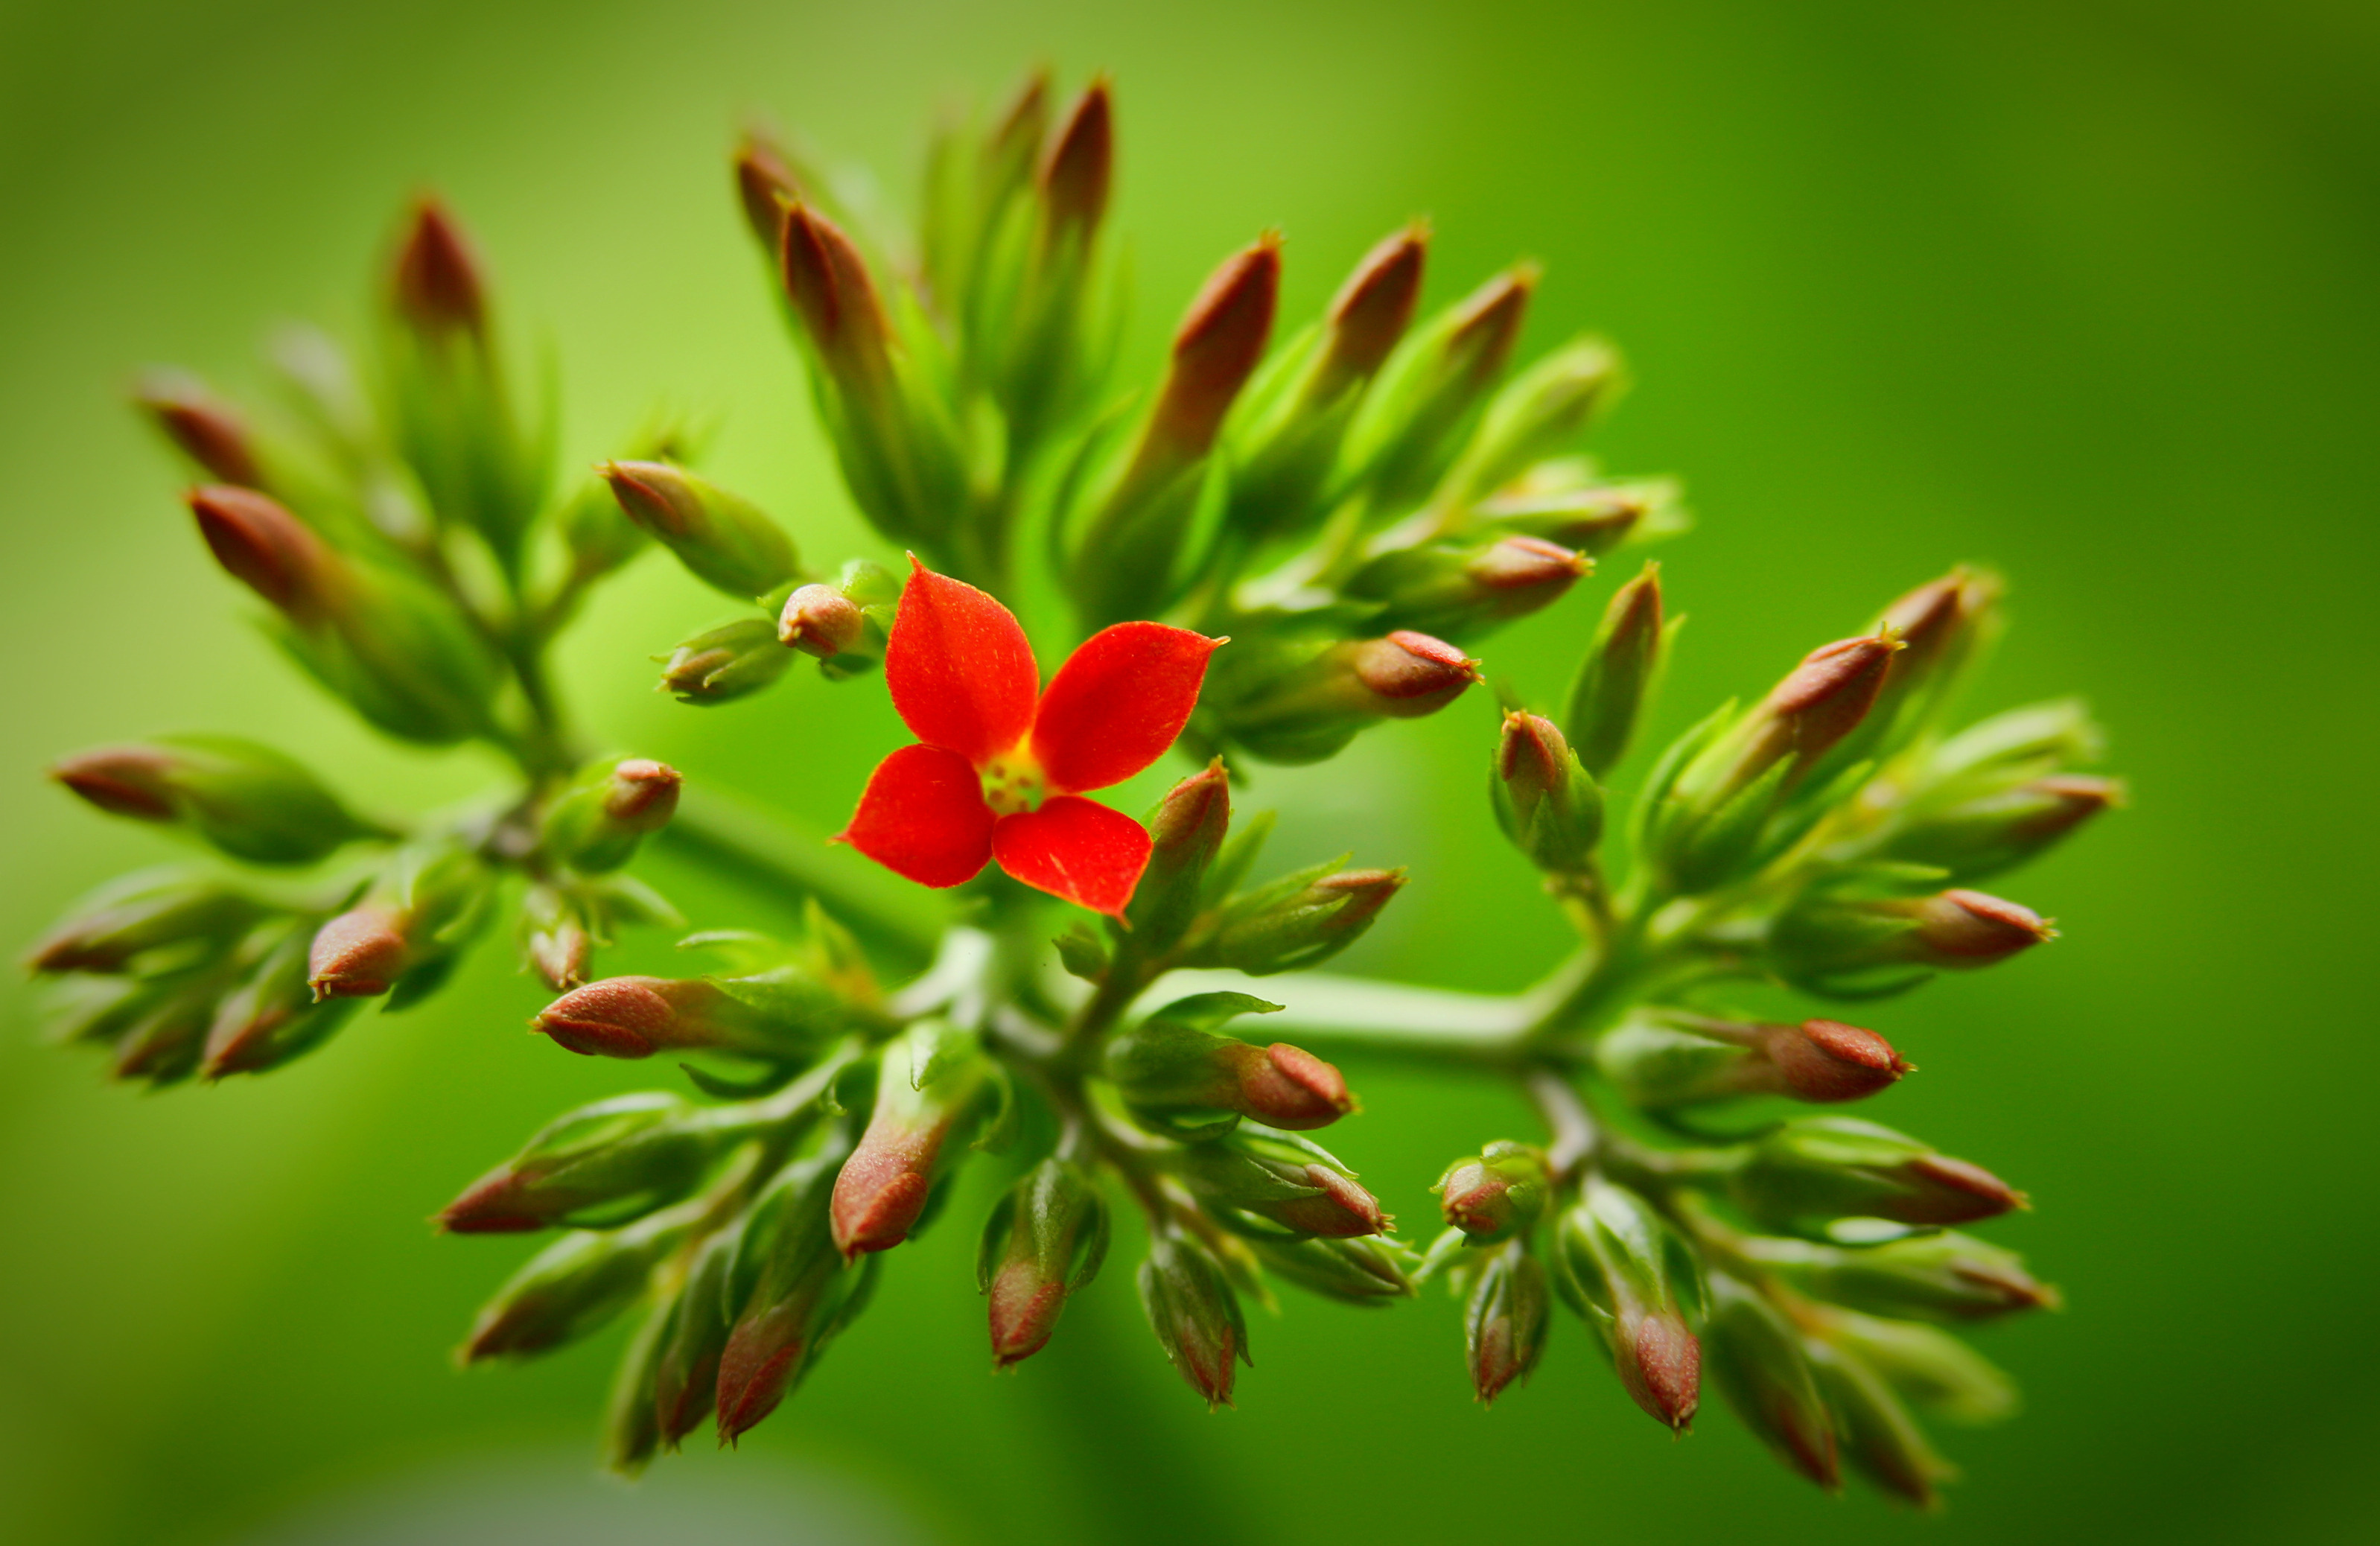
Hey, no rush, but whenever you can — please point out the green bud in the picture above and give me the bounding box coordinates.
[1550,1179,1703,1431]
[25,870,266,975]
[279,559,505,746]
[1213,630,1482,765]
[461,1204,695,1363]
[1813,1306,2017,1425]
[1731,1117,2024,1232]
[1340,267,1537,509]
[831,1019,993,1259]
[202,918,360,1078]
[1249,1232,1416,1304]
[658,617,796,704]
[1345,534,1590,643]
[1596,1014,1910,1107]
[1882,774,2122,883]
[654,1218,739,1448]
[1106,993,1356,1135]
[602,1292,675,1476]
[541,757,683,874]
[1466,1238,1551,1404]
[979,1158,1111,1367]
[1125,762,1232,954]
[1490,711,1603,876]
[1769,887,2056,991]
[1922,699,2105,789]
[1139,1232,1252,1409]
[602,461,798,600]
[307,841,493,1006]
[1434,1140,1551,1244]
[439,1091,758,1233]
[1191,863,1407,976]
[1431,335,1627,514]
[717,1145,879,1443]
[1804,1338,1956,1509]
[105,970,223,1087]
[1477,471,1682,557]
[1705,1273,1839,1490]
[1174,1124,1391,1238]
[533,964,851,1063]
[1563,562,1667,777]
[52,734,384,866]
[1739,1229,2061,1323]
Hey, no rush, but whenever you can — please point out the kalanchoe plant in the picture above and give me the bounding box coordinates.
[28,70,2119,1507]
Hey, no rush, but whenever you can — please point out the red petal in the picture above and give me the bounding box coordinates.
[1030,622,1223,793]
[836,744,996,888]
[886,559,1040,766]
[991,797,1153,916]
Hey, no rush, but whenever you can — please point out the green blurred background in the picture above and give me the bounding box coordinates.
[4,1,2375,1541]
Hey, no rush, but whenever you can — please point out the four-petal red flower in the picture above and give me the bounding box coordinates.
[837,561,1223,915]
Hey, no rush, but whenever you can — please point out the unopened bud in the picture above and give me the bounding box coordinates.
[307,844,489,1004]
[541,757,682,874]
[1466,1238,1552,1405]
[1436,1141,1551,1243]
[462,1208,692,1363]
[439,1092,743,1234]
[1597,1014,1910,1107]
[1039,80,1113,236]
[392,198,486,337]
[1213,631,1479,764]
[1731,1116,2024,1231]
[1741,1229,2060,1323]
[655,1223,739,1447]
[1705,1273,1839,1490]
[135,372,263,487]
[1491,711,1604,876]
[602,461,797,599]
[203,925,359,1078]
[188,485,337,623]
[831,1020,991,1260]
[1805,1339,1956,1509]
[734,133,806,252]
[979,1158,1110,1368]
[1772,888,2055,987]
[1200,865,1407,977]
[658,617,796,704]
[532,968,844,1062]
[1352,632,1482,716]
[1175,1126,1391,1238]
[1341,267,1537,506]
[53,735,380,866]
[25,871,264,976]
[519,882,594,991]
[1346,535,1589,642]
[1435,335,1627,509]
[1478,474,1672,557]
[307,904,408,999]
[1138,1232,1250,1410]
[1816,1305,2018,1426]
[777,582,862,658]
[1552,1180,1702,1431]
[718,1148,877,1443]
[1126,761,1232,952]
[602,1296,672,1476]
[1106,993,1358,1133]
[1316,226,1429,393]
[1884,774,2122,883]
[779,202,895,387]
[1564,562,1665,777]
[1247,1233,1415,1303]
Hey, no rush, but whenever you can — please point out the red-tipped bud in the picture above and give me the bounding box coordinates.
[1352,630,1481,716]
[1757,1019,1914,1104]
[830,1021,990,1260]
[391,199,486,337]
[1137,1233,1249,1410]
[1564,561,1666,776]
[1706,1273,1841,1491]
[529,975,815,1060]
[1436,1142,1552,1243]
[777,582,866,658]
[1039,80,1113,235]
[1144,235,1282,466]
[734,134,805,252]
[1554,1180,1702,1430]
[307,904,408,1000]
[1466,1239,1552,1405]
[1177,1128,1391,1237]
[135,373,263,487]
[1318,226,1428,390]
[1625,1308,1705,1431]
[1232,1041,1355,1130]
[1444,268,1536,388]
[1471,534,1590,593]
[1125,761,1232,950]
[1904,889,2056,965]
[779,203,894,381]
[981,1158,1110,1369]
[51,747,176,821]
[602,759,680,830]
[188,485,335,623]
[1733,1116,2026,1230]
[1766,631,1905,769]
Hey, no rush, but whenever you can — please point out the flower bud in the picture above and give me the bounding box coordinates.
[602,1295,673,1476]
[439,1092,749,1234]
[1106,993,1358,1134]
[1477,474,1675,557]
[1340,267,1537,507]
[1434,336,1627,511]
[1770,888,2055,989]
[1490,711,1604,877]
[718,1149,879,1442]
[392,198,487,338]
[1436,1141,1552,1243]
[1551,1180,1702,1431]
[1564,562,1666,777]
[831,1020,992,1259]
[1684,630,1905,818]
[27,871,265,975]
[1345,535,1590,643]
[188,484,337,624]
[1138,1232,1251,1410]
[1921,698,2104,787]
[1596,1014,1909,1107]
[1705,1273,1839,1489]
[1815,1305,2017,1426]
[654,1221,739,1447]
[308,843,491,1005]
[203,922,360,1078]
[1731,1117,2024,1231]
[1213,631,1480,764]
[1882,774,2122,883]
[734,132,808,252]
[532,967,847,1062]
[1039,80,1113,238]
[1124,761,1232,952]
[1466,1238,1552,1405]
[1247,1233,1415,1303]
[1804,1339,1956,1509]
[461,1206,693,1363]
[602,461,798,600]
[979,1158,1111,1368]
[305,904,409,999]
[135,372,264,487]
[658,617,796,705]
[777,582,862,658]
[539,757,682,874]
[106,974,220,1087]
[1314,226,1430,396]
[1740,1229,2059,1323]
[53,735,381,867]
[1193,860,1407,978]
[779,201,896,390]
[1175,1126,1391,1238]
[1352,632,1482,716]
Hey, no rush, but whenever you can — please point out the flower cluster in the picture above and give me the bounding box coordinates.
[25,70,2117,1507]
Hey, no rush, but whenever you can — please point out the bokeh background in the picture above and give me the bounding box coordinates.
[4,1,2375,1542]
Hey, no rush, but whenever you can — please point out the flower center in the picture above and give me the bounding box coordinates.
[979,751,1047,817]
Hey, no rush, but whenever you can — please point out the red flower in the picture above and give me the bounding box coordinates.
[837,560,1223,915]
